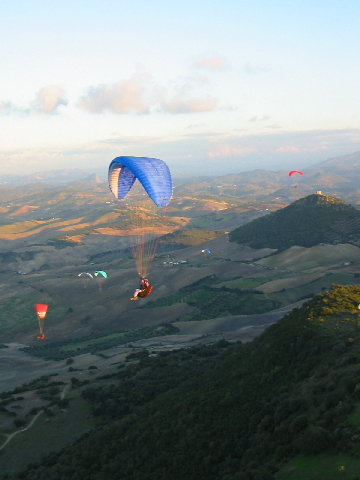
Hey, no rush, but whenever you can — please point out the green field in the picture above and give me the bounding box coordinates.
[268,273,356,304]
[277,453,360,479]
[0,394,97,474]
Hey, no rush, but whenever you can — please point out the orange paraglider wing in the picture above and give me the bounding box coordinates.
[288,170,304,177]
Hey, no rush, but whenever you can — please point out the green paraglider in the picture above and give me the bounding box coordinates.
[94,270,107,289]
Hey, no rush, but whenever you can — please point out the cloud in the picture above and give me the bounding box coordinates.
[193,54,228,70]
[32,85,68,114]
[160,77,217,114]
[77,72,153,114]
[276,146,301,153]
[0,101,16,115]
[249,115,271,122]
[161,95,217,114]
[208,146,256,158]
[77,73,218,115]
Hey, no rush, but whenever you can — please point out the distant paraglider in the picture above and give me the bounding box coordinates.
[202,248,211,260]
[278,195,292,203]
[94,270,107,289]
[108,156,172,299]
[34,304,48,339]
[78,272,93,288]
[288,170,304,188]
[288,170,304,177]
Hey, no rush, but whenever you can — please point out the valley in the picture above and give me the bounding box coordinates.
[2,155,360,478]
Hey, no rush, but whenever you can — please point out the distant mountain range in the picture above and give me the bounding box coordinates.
[0,169,107,186]
[1,151,360,192]
[229,193,360,250]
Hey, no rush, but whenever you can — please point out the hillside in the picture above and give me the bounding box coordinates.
[5,284,360,479]
[229,193,360,250]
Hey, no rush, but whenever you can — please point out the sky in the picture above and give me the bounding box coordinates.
[1,0,360,177]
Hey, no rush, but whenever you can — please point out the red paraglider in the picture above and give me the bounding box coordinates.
[288,171,304,188]
[288,170,304,177]
[34,304,48,339]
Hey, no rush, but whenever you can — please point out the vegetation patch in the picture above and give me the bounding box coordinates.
[159,228,225,246]
[276,453,360,479]
[143,275,281,319]
[20,323,180,360]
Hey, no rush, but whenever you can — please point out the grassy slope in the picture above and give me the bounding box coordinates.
[7,284,360,480]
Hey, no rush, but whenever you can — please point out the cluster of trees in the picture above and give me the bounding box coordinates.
[7,284,360,479]
[0,374,65,424]
[229,193,360,250]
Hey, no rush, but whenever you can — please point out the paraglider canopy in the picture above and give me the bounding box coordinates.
[94,271,107,278]
[278,195,292,202]
[202,249,211,254]
[78,272,94,288]
[108,156,172,207]
[78,272,93,278]
[288,170,304,177]
[34,304,48,319]
[108,156,173,279]
[34,304,48,339]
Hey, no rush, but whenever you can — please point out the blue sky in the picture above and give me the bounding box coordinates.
[1,0,360,177]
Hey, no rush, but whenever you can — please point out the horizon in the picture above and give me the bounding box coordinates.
[0,149,359,183]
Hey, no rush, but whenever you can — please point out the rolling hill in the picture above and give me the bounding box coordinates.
[229,193,360,250]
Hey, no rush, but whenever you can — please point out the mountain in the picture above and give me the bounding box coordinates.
[0,169,106,186]
[229,193,360,250]
[7,284,360,479]
[81,173,103,183]
[309,150,360,172]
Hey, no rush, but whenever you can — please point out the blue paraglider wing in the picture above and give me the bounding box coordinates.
[108,156,172,207]
[279,195,292,202]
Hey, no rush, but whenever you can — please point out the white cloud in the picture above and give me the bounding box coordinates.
[0,101,17,115]
[276,146,301,153]
[161,95,217,114]
[249,115,271,122]
[77,72,153,114]
[208,146,256,158]
[77,73,218,115]
[32,85,68,114]
[193,54,228,70]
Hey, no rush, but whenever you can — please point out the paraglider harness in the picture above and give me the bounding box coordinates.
[131,278,153,300]
[138,278,152,298]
